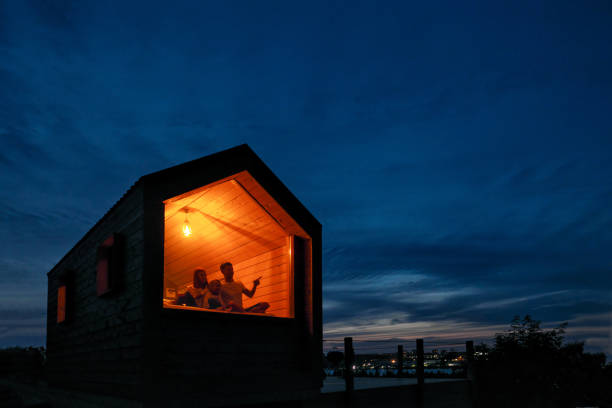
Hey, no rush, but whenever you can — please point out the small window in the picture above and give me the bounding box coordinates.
[57,285,66,323]
[96,234,124,296]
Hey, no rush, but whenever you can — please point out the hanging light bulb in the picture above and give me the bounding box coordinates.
[182,209,192,237]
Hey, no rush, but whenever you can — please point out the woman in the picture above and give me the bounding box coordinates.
[186,268,208,307]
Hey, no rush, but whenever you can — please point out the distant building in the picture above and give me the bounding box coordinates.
[46,145,322,407]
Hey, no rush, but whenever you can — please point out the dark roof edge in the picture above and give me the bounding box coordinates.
[243,146,322,229]
[46,178,143,276]
[142,144,250,180]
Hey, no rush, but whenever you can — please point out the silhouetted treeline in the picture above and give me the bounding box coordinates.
[0,346,45,383]
[473,315,612,408]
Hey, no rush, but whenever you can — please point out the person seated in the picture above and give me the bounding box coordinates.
[174,291,196,307]
[178,268,208,307]
[219,262,269,313]
[204,279,222,309]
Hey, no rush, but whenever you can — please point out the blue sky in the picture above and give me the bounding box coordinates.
[1,1,611,356]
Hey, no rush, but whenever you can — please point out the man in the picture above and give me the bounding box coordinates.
[219,262,269,313]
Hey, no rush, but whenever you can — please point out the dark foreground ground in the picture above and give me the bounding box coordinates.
[1,378,471,408]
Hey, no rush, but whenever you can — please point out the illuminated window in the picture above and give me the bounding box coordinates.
[162,172,310,318]
[57,285,66,323]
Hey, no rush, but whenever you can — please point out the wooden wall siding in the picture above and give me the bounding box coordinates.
[158,317,319,406]
[163,179,294,317]
[46,186,145,400]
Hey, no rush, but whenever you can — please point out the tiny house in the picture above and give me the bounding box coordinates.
[46,145,322,407]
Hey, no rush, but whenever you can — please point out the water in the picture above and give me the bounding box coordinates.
[324,367,459,376]
[321,376,466,393]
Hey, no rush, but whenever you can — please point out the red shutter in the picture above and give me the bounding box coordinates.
[57,285,66,323]
[96,235,115,296]
[96,234,124,296]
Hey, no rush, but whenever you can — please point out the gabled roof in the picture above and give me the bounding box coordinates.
[48,144,319,276]
[142,144,320,228]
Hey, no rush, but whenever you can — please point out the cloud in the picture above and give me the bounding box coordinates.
[0,309,46,347]
[0,0,611,358]
[466,291,571,311]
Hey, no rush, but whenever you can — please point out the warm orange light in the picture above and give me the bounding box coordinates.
[182,220,192,237]
[182,210,192,237]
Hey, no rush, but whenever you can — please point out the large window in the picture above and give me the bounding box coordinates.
[162,172,309,318]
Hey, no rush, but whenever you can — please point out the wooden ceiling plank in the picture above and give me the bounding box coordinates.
[164,214,284,264]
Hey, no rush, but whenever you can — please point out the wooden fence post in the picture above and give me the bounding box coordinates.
[465,340,474,379]
[416,339,424,408]
[397,345,403,377]
[344,337,354,407]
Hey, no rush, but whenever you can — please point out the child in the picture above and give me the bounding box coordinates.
[204,279,222,309]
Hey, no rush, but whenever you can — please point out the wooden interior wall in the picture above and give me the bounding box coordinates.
[233,245,290,316]
[164,179,293,318]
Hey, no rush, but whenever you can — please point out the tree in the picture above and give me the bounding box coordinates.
[494,315,566,355]
[473,315,611,408]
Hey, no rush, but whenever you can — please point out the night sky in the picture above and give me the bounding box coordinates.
[1,1,611,357]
